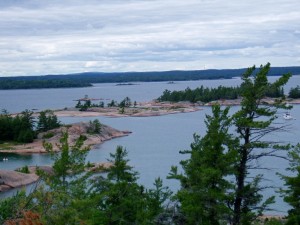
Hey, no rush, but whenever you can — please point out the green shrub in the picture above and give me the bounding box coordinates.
[42,132,55,139]
[16,165,30,174]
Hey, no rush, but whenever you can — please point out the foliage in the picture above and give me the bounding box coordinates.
[158,85,241,103]
[288,85,300,98]
[42,132,54,139]
[231,63,291,225]
[107,99,117,107]
[169,105,238,224]
[76,99,91,111]
[158,83,285,104]
[263,217,285,225]
[33,131,91,224]
[0,191,32,224]
[88,146,172,224]
[0,79,91,90]
[4,211,43,225]
[279,144,300,224]
[169,63,291,225]
[0,110,35,143]
[16,165,30,174]
[37,110,60,132]
[119,96,132,108]
[87,119,102,134]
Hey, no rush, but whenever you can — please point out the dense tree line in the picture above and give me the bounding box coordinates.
[37,110,61,132]
[1,64,300,224]
[0,110,60,143]
[0,79,92,90]
[1,66,300,90]
[0,110,36,143]
[158,83,284,103]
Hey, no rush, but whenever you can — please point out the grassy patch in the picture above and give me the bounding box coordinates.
[0,142,17,150]
[16,165,30,174]
[42,132,55,139]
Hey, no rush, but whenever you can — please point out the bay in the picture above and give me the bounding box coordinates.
[1,76,300,215]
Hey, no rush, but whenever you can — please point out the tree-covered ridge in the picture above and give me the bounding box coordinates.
[0,79,92,89]
[0,66,300,89]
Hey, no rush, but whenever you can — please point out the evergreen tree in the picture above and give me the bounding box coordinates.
[288,85,300,98]
[169,104,237,224]
[34,132,90,224]
[280,144,300,225]
[89,146,171,224]
[87,119,102,134]
[231,63,291,225]
[37,110,60,132]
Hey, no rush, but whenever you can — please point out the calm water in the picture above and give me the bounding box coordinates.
[1,76,300,214]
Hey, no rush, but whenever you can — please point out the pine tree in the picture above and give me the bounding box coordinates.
[169,104,237,224]
[34,131,90,224]
[37,110,60,132]
[280,144,300,224]
[231,63,291,225]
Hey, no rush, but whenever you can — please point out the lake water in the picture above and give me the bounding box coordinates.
[1,76,300,214]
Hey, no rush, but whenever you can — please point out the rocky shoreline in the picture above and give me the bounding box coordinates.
[0,122,129,192]
[0,163,112,192]
[52,101,201,117]
[0,122,131,154]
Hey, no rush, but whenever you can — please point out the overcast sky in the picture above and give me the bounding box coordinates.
[0,0,300,76]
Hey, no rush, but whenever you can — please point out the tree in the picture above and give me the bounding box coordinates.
[87,119,102,134]
[89,146,172,224]
[37,110,60,132]
[169,104,237,224]
[0,109,35,143]
[0,191,31,224]
[231,63,291,225]
[107,100,117,107]
[14,110,35,143]
[288,85,300,98]
[280,144,300,225]
[34,131,91,224]
[119,97,132,108]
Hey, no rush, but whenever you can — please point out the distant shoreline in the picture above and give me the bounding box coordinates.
[1,67,299,90]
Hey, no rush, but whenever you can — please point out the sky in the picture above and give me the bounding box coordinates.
[0,0,300,77]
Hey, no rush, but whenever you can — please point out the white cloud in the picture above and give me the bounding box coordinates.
[0,0,300,76]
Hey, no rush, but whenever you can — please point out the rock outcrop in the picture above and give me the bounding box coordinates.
[0,170,39,192]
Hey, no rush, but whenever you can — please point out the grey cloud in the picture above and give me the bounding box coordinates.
[0,0,300,76]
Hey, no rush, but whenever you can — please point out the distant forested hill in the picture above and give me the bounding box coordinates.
[0,66,299,90]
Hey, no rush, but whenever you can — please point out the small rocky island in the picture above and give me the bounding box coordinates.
[54,100,201,117]
[0,122,131,154]
[0,121,131,192]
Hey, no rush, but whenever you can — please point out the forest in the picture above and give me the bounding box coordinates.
[0,110,60,144]
[1,64,300,224]
[157,83,300,103]
[1,66,300,90]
